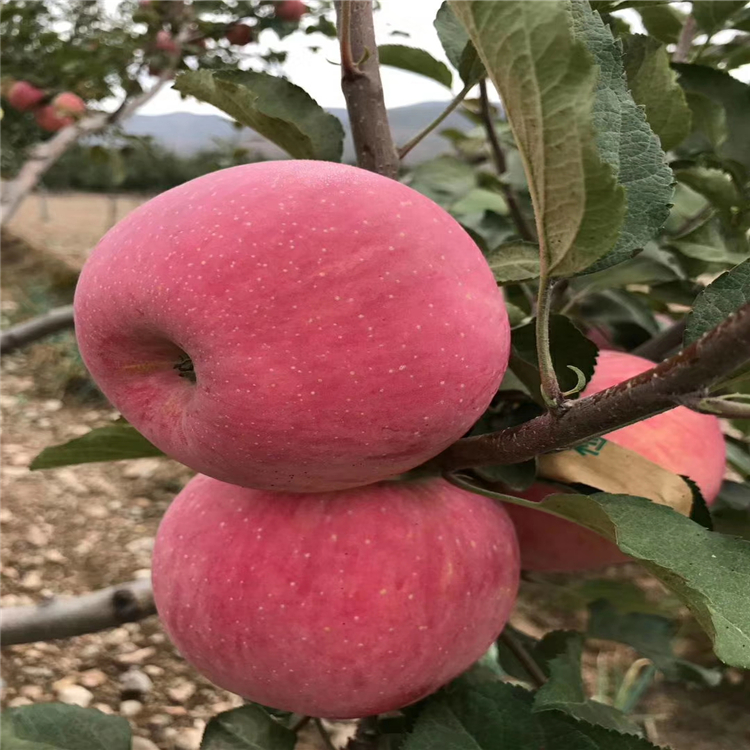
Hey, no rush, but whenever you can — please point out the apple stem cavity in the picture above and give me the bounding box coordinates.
[173,353,196,383]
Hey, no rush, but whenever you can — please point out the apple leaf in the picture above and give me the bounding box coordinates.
[533,631,642,735]
[484,241,541,284]
[200,705,295,750]
[533,492,750,668]
[1,704,131,750]
[637,4,685,44]
[433,2,485,86]
[377,45,452,89]
[405,681,660,750]
[570,3,674,275]
[691,1,747,34]
[511,314,599,399]
[674,64,750,172]
[684,258,750,344]
[588,600,722,685]
[174,70,344,163]
[450,0,626,277]
[621,35,691,152]
[30,423,163,470]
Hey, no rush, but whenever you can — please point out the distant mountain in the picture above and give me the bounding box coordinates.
[123,101,471,164]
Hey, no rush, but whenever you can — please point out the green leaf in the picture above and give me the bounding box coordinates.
[534,492,750,668]
[450,0,626,277]
[533,631,642,734]
[669,220,746,265]
[675,166,742,214]
[377,45,452,89]
[637,4,686,44]
[570,4,674,275]
[684,258,750,344]
[1,704,131,750]
[621,35,691,151]
[475,460,537,492]
[588,600,722,685]
[30,423,163,470]
[434,2,485,85]
[200,705,295,750]
[684,91,728,151]
[174,70,344,162]
[692,1,747,34]
[484,241,541,284]
[674,64,750,172]
[408,155,477,206]
[713,480,750,541]
[406,681,660,750]
[451,188,508,217]
[511,314,599,399]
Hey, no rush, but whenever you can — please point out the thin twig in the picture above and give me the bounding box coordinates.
[338,0,358,79]
[432,301,750,471]
[334,1,399,178]
[478,79,534,242]
[498,629,547,689]
[685,396,750,420]
[398,82,473,160]
[315,718,338,750]
[632,319,687,362]
[673,14,697,63]
[291,715,312,733]
[536,277,565,412]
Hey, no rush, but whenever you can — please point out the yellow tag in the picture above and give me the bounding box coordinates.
[538,438,693,517]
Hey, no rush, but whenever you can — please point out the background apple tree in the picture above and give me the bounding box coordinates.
[2,1,750,749]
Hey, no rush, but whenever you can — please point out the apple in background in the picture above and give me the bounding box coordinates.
[503,350,726,572]
[35,105,74,132]
[156,29,179,53]
[7,81,45,112]
[225,23,254,46]
[74,161,510,492]
[274,0,307,22]
[51,92,85,117]
[152,475,520,717]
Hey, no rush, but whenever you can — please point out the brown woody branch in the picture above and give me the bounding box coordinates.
[632,318,687,362]
[334,1,399,179]
[1,305,75,356]
[434,301,750,471]
[1,579,155,646]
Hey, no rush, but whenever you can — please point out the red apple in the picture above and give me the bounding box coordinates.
[34,105,74,132]
[51,92,85,117]
[274,0,306,22]
[74,161,510,492]
[156,29,179,53]
[152,475,520,717]
[504,350,726,572]
[7,81,45,112]
[225,23,254,46]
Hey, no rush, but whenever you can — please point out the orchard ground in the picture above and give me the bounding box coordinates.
[1,193,749,749]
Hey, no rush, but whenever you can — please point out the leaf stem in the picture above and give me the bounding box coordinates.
[398,82,473,160]
[536,276,566,413]
[314,718,337,750]
[498,628,547,689]
[478,79,535,242]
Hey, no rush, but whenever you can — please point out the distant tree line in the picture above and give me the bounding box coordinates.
[39,138,266,194]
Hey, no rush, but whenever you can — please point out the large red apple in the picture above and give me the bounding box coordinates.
[7,81,45,112]
[51,91,86,117]
[274,0,306,22]
[156,29,180,53]
[225,23,254,46]
[74,161,510,492]
[152,475,520,717]
[34,105,74,132]
[504,350,726,572]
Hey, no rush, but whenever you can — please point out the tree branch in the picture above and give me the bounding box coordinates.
[478,80,534,242]
[1,305,75,356]
[434,301,750,471]
[632,318,687,362]
[673,14,697,63]
[334,1,399,179]
[1,579,155,646]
